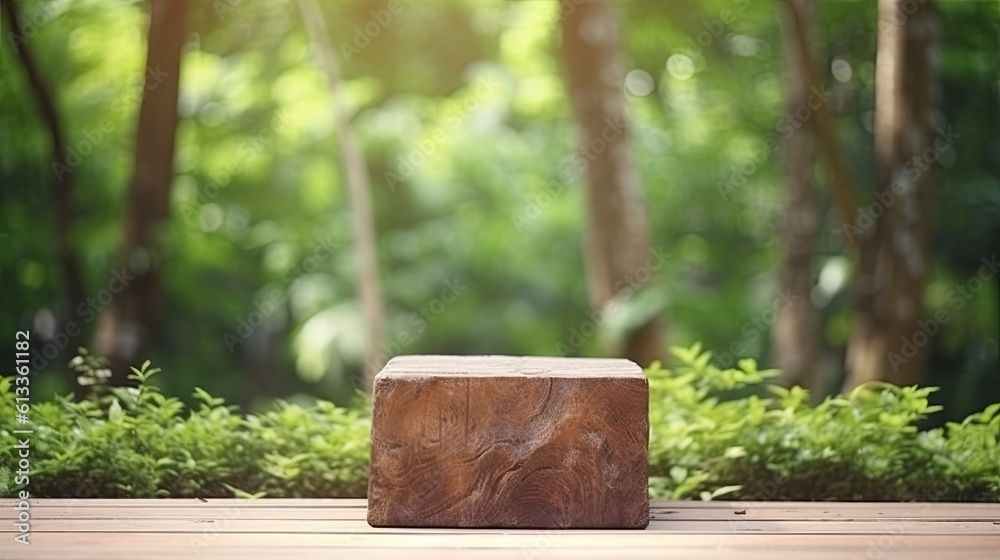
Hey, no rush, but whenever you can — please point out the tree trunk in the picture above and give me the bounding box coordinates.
[93,0,187,381]
[773,0,820,389]
[298,0,385,391]
[843,0,939,390]
[561,0,664,368]
[2,0,86,318]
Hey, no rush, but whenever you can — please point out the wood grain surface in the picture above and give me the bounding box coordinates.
[367,355,649,528]
[1,499,998,560]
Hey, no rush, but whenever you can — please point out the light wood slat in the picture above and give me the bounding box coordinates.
[5,546,1000,560]
[4,498,999,512]
[2,518,999,535]
[0,498,368,508]
[2,499,998,560]
[4,507,368,521]
[8,546,1000,560]
[657,503,1000,514]
[2,531,998,549]
[9,506,999,522]
[3,501,998,522]
[2,499,998,521]
[662,501,1000,511]
[652,509,1000,522]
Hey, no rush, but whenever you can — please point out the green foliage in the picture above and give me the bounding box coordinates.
[3,0,997,415]
[3,348,999,501]
[648,344,1000,502]
[0,358,369,498]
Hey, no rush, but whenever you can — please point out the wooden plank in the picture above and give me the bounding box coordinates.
[2,517,999,535]
[1,499,997,559]
[5,546,1000,560]
[3,500,998,526]
[0,498,368,508]
[4,498,997,513]
[369,355,649,529]
[2,531,998,549]
[3,500,998,524]
[666,504,1000,525]
[1,506,369,520]
[667,500,1000,510]
[378,355,642,377]
[10,506,999,523]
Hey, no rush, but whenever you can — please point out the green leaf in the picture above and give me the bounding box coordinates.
[711,485,742,499]
[693,351,711,371]
[724,446,747,459]
[108,400,124,423]
[223,483,267,499]
[669,466,688,483]
[738,358,757,374]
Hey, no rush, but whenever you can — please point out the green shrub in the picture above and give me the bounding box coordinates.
[1,359,369,498]
[2,346,998,500]
[648,344,1000,501]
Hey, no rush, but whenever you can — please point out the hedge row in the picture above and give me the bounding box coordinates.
[2,346,998,501]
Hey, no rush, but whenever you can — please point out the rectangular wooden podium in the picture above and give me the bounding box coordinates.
[366,355,649,529]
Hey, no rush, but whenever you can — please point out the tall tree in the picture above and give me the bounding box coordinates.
[298,0,385,391]
[844,0,940,389]
[94,0,187,380]
[773,0,820,389]
[560,0,664,367]
[2,0,86,317]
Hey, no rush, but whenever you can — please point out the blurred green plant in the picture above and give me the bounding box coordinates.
[4,0,997,416]
[1,346,997,500]
[648,344,1000,501]
[0,355,369,498]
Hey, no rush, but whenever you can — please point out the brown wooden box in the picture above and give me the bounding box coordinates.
[367,355,649,529]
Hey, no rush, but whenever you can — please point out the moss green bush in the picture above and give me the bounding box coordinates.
[648,345,1000,501]
[2,346,998,500]
[1,359,369,498]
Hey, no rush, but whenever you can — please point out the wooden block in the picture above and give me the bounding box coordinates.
[367,355,649,529]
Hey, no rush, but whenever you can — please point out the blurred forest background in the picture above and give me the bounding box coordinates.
[1,0,997,422]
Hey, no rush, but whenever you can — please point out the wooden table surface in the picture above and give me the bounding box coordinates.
[2,499,999,559]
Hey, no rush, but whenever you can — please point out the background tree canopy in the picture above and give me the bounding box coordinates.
[1,0,997,424]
